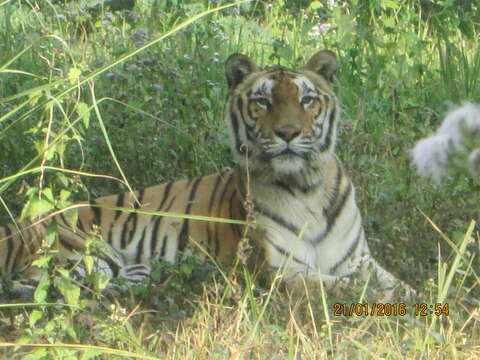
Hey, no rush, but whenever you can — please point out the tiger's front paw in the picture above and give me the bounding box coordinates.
[283,273,350,299]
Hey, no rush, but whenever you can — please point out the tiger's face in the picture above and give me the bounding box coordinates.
[225,51,339,175]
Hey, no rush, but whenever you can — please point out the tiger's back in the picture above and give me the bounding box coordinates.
[0,171,244,283]
[85,171,243,264]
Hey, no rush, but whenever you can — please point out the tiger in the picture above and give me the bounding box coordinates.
[0,50,405,298]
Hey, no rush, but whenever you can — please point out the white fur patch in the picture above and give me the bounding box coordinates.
[292,76,317,101]
[271,155,306,174]
[251,77,274,98]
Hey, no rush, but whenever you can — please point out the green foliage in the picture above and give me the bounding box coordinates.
[1,0,479,358]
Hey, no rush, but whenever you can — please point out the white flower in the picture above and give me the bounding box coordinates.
[468,148,480,175]
[411,134,452,183]
[308,23,332,37]
[411,103,480,183]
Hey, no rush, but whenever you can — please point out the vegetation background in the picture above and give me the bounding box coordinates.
[0,0,479,358]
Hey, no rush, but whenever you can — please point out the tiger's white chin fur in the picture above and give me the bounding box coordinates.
[270,155,306,175]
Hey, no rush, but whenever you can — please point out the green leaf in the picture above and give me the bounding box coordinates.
[17,335,32,345]
[56,268,70,278]
[27,89,42,107]
[309,1,322,10]
[45,220,57,247]
[59,189,71,203]
[32,254,53,269]
[55,277,80,306]
[68,67,82,84]
[76,101,91,129]
[83,255,94,275]
[22,347,47,360]
[92,273,110,291]
[382,0,399,9]
[56,172,70,188]
[26,197,55,219]
[28,309,43,327]
[42,187,54,202]
[64,208,79,230]
[34,279,50,303]
[34,139,56,160]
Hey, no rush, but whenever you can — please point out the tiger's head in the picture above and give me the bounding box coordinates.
[225,51,339,176]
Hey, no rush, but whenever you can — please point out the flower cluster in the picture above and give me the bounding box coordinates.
[411,103,480,183]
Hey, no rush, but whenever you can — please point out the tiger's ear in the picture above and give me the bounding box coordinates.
[305,50,337,82]
[225,53,258,89]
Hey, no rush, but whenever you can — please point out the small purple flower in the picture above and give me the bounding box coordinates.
[131,28,148,40]
[140,58,155,66]
[126,64,139,72]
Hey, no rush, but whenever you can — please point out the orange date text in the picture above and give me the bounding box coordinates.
[333,303,449,317]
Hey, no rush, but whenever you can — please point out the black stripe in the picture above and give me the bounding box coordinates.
[227,190,243,240]
[208,175,223,215]
[150,195,176,258]
[330,229,363,273]
[135,228,147,264]
[77,216,86,232]
[253,200,299,236]
[150,218,163,258]
[160,235,168,257]
[311,165,342,245]
[206,222,213,255]
[206,175,223,256]
[99,255,121,277]
[230,111,242,153]
[299,178,323,194]
[244,113,256,142]
[239,96,256,133]
[113,193,125,221]
[237,96,244,115]
[323,181,352,232]
[232,97,245,149]
[90,200,102,226]
[264,237,310,268]
[107,227,114,245]
[13,233,24,272]
[274,180,295,196]
[58,234,83,253]
[119,190,144,249]
[314,101,325,123]
[326,163,342,209]
[158,182,174,211]
[178,177,203,253]
[301,81,315,93]
[4,226,13,271]
[147,183,174,257]
[319,104,336,152]
[214,172,234,258]
[126,264,148,272]
[59,212,69,227]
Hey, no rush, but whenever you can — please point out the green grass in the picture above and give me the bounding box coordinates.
[1,0,479,358]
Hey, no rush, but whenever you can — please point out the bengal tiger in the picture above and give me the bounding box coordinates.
[0,50,406,298]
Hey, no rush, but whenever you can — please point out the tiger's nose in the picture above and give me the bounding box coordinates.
[274,125,301,142]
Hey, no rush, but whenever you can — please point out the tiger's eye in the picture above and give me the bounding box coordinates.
[254,98,270,108]
[301,96,315,106]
